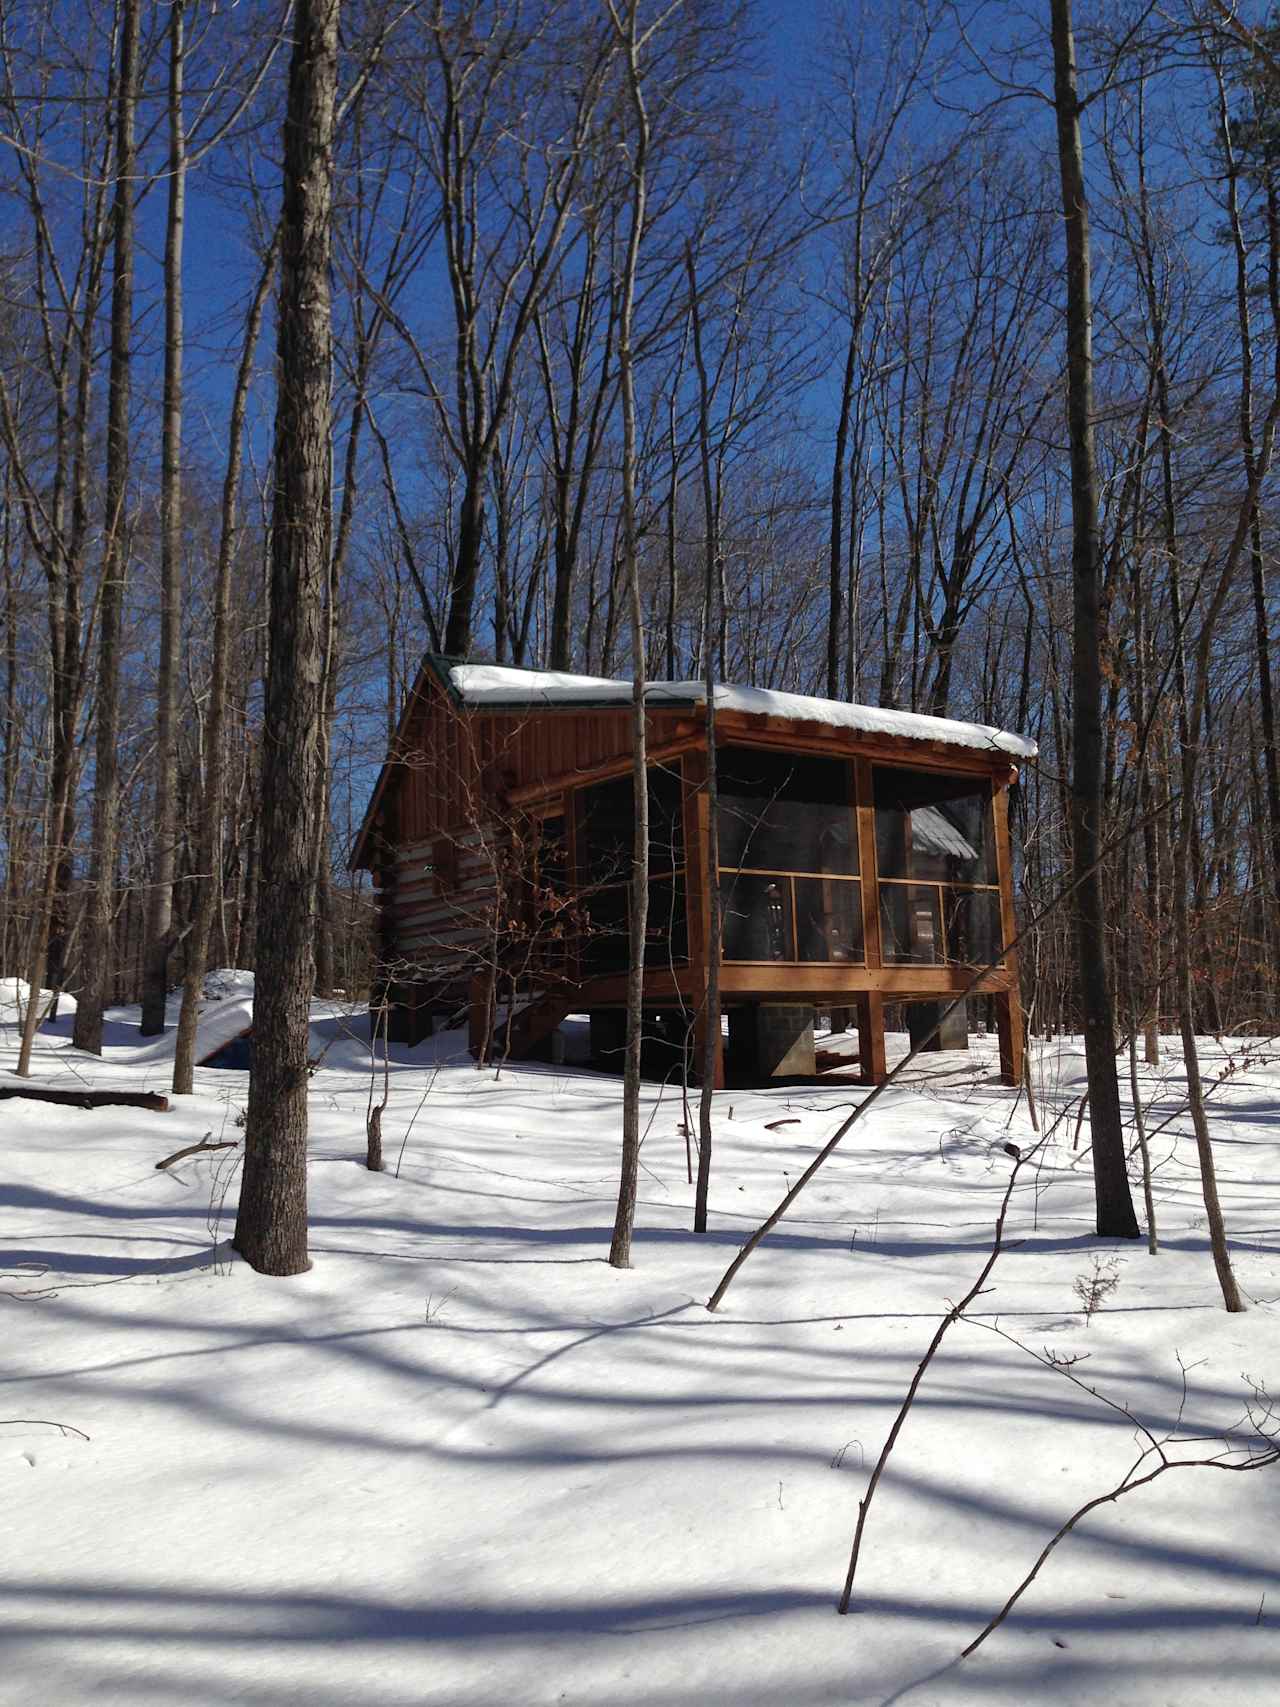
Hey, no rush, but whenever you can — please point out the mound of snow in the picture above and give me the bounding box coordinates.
[108,993,255,1066]
[0,976,77,1018]
[201,967,254,1003]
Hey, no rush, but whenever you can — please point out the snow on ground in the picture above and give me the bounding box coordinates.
[1,1003,1277,1707]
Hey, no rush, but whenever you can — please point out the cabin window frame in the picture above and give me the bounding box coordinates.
[870,761,1005,969]
[568,758,690,977]
[714,741,865,967]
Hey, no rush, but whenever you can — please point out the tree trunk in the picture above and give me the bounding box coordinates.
[14,736,79,1079]
[172,233,279,1094]
[74,0,140,1055]
[827,328,857,700]
[687,240,720,1233]
[141,0,187,1036]
[444,462,485,656]
[1050,0,1139,1239]
[233,0,339,1277]
[1256,174,1280,979]
[1163,392,1247,1313]
[313,376,367,998]
[608,0,650,1272]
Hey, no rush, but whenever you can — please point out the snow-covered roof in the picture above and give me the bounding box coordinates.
[446,663,1037,761]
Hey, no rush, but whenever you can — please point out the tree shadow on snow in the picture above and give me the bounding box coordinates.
[0,1576,1273,1707]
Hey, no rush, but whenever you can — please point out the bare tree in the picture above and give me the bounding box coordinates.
[387,0,618,658]
[74,0,142,1054]
[234,0,340,1277]
[820,4,943,702]
[686,238,719,1234]
[1050,0,1140,1238]
[140,0,188,1037]
[0,1,120,1017]
[606,0,654,1271]
[171,232,279,1096]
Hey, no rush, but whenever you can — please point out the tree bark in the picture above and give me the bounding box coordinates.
[74,0,141,1054]
[233,0,340,1276]
[1050,0,1139,1239]
[141,0,187,1036]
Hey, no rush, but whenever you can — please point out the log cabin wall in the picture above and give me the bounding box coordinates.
[362,670,694,1031]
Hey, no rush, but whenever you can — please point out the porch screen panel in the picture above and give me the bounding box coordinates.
[717,745,861,964]
[872,767,1004,967]
[717,747,857,874]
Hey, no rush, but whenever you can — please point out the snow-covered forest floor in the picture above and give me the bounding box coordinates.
[2,990,1278,1707]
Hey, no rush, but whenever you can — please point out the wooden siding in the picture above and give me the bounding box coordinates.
[372,824,500,1010]
[368,673,693,854]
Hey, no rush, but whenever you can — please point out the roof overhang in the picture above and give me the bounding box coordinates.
[350,655,1036,870]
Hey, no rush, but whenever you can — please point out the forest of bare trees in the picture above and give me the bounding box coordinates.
[0,0,1276,1138]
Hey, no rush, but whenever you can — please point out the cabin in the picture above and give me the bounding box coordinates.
[350,656,1035,1088]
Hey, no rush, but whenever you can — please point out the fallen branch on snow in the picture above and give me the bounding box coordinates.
[155,1136,240,1171]
[1,1082,170,1112]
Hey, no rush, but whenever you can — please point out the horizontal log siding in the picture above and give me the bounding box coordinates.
[378,824,497,971]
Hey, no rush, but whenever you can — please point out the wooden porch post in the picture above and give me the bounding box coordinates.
[855,991,887,1084]
[995,987,1024,1089]
[991,778,1024,1088]
[853,757,886,1083]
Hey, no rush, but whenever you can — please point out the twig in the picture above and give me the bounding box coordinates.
[837,1141,1036,1614]
[1,1418,90,1440]
[394,1066,440,1179]
[155,1136,239,1171]
[960,1376,1279,1658]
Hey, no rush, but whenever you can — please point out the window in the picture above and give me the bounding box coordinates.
[716,745,862,964]
[522,811,570,973]
[527,812,567,896]
[873,766,1003,966]
[717,746,857,875]
[576,764,684,881]
[573,762,688,975]
[873,767,995,886]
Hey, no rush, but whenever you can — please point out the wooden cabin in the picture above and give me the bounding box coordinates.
[350,656,1035,1087]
